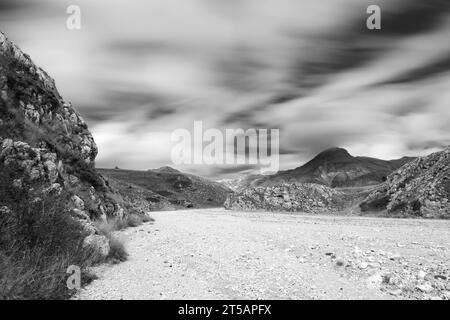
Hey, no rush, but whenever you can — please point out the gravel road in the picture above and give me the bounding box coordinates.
[75,209,450,300]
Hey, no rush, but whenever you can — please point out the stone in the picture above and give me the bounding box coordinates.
[71,195,85,210]
[388,289,403,296]
[42,183,63,195]
[44,160,58,183]
[12,179,22,188]
[417,270,427,280]
[416,283,434,293]
[335,259,345,267]
[366,274,383,288]
[71,208,90,220]
[67,174,80,185]
[0,206,11,215]
[83,235,110,258]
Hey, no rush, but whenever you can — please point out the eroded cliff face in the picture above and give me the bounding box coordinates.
[360,147,450,218]
[224,183,346,213]
[0,31,130,256]
[0,32,97,162]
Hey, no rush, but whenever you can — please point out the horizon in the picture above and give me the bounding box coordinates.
[99,145,424,181]
[1,0,449,179]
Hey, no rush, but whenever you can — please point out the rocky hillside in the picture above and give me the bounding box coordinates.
[99,167,233,208]
[224,183,347,213]
[237,148,414,190]
[0,31,142,259]
[360,147,450,218]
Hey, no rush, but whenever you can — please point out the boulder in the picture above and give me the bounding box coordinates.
[82,235,110,258]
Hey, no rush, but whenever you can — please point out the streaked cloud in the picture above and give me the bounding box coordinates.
[1,0,449,178]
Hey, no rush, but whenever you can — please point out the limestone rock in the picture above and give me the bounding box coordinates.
[0,31,138,255]
[360,146,450,218]
[71,195,85,210]
[224,183,345,213]
[82,234,110,258]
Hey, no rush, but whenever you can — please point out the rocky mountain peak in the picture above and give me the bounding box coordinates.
[308,147,353,163]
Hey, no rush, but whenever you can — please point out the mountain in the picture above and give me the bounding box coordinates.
[238,148,414,189]
[224,147,417,214]
[0,31,150,264]
[360,146,450,218]
[98,167,233,208]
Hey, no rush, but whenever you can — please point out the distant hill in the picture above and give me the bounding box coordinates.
[233,148,415,190]
[99,167,233,209]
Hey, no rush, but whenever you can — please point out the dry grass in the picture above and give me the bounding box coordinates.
[0,164,104,300]
[94,213,155,263]
[106,236,128,264]
[95,220,128,263]
[0,164,156,299]
[97,213,154,232]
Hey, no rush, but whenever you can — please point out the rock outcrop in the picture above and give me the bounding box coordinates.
[224,183,346,213]
[360,147,450,218]
[0,31,135,255]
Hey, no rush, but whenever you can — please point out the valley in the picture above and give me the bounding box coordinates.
[75,209,450,300]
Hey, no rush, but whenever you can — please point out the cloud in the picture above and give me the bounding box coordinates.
[376,55,450,85]
[2,0,450,177]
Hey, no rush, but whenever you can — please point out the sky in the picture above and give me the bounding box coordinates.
[1,0,449,178]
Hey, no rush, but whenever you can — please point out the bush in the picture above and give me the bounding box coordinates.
[68,158,105,192]
[0,163,99,300]
[95,213,149,233]
[94,220,128,263]
[125,214,143,227]
[107,236,128,264]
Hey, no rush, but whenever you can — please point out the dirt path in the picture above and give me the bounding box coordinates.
[75,209,450,300]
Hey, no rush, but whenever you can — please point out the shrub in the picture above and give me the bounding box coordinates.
[94,220,128,263]
[95,213,148,233]
[69,159,105,191]
[0,163,98,300]
[107,236,128,264]
[125,214,142,227]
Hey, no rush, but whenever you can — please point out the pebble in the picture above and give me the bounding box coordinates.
[417,270,427,280]
[389,253,401,260]
[360,262,368,269]
[366,274,383,288]
[336,259,345,267]
[416,283,434,293]
[388,289,402,296]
